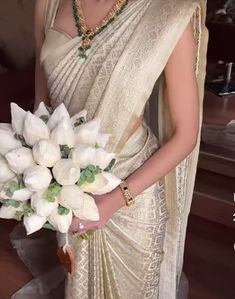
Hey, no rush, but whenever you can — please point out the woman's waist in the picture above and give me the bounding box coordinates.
[112,120,159,178]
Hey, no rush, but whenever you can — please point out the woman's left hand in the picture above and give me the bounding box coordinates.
[69,187,126,236]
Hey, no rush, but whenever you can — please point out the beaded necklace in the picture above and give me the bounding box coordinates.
[72,0,129,59]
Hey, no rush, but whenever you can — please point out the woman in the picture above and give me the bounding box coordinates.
[11,0,208,298]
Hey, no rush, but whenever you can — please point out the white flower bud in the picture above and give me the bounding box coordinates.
[0,204,24,220]
[73,194,99,221]
[95,148,115,170]
[50,118,75,147]
[71,144,96,168]
[74,118,101,146]
[47,103,70,131]
[47,208,72,233]
[31,189,58,217]
[0,156,15,183]
[24,165,52,192]
[0,126,21,155]
[5,147,36,174]
[34,102,50,118]
[33,139,61,167]
[52,159,80,185]
[11,103,27,135]
[23,214,47,235]
[58,185,85,210]
[80,171,121,195]
[23,112,50,146]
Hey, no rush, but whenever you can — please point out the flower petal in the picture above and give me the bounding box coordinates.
[71,144,96,168]
[23,112,50,146]
[34,102,50,118]
[33,139,61,167]
[31,190,58,217]
[0,204,24,219]
[5,147,36,174]
[0,156,15,183]
[47,208,72,233]
[24,165,52,192]
[74,118,101,146]
[73,195,99,221]
[50,118,75,147]
[95,148,115,170]
[58,185,84,210]
[23,214,47,235]
[11,103,27,135]
[52,159,80,185]
[47,103,70,131]
[0,126,22,155]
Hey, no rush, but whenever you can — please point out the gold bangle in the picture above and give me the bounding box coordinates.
[119,179,135,207]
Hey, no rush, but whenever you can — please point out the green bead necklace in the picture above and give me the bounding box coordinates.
[72,0,129,59]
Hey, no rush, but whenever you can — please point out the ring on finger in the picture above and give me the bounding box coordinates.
[79,222,85,230]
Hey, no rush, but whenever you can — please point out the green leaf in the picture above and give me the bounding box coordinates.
[42,222,56,231]
[14,134,31,148]
[87,165,96,172]
[95,143,99,149]
[104,158,116,172]
[14,211,25,221]
[60,144,71,159]
[58,205,70,215]
[74,117,86,127]
[2,199,21,208]
[86,176,95,183]
[45,105,53,115]
[23,204,34,216]
[40,115,49,123]
[43,182,62,202]
[9,181,20,193]
[84,169,93,178]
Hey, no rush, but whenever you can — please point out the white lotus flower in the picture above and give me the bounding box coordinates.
[23,214,47,235]
[96,133,111,148]
[11,103,27,135]
[95,148,115,169]
[33,139,61,167]
[0,179,32,201]
[47,103,70,131]
[50,118,75,147]
[24,165,52,192]
[0,126,22,155]
[0,204,24,219]
[0,123,12,131]
[74,118,101,146]
[31,189,58,217]
[71,144,96,168]
[71,110,87,127]
[34,102,50,118]
[0,156,15,183]
[5,147,36,174]
[73,195,99,221]
[23,112,50,146]
[58,185,88,210]
[80,171,121,195]
[47,208,72,233]
[52,159,80,185]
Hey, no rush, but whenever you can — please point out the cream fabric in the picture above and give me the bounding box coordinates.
[10,0,208,298]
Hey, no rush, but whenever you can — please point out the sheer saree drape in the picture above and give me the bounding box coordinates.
[10,0,208,298]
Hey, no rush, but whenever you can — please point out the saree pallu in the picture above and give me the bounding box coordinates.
[10,0,208,298]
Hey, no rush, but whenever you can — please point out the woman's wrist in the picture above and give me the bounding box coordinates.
[110,185,127,210]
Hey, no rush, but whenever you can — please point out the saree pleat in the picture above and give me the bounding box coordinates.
[10,0,208,298]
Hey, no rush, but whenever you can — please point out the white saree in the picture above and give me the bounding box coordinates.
[10,0,208,298]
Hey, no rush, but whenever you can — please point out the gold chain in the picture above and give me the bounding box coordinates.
[73,0,128,58]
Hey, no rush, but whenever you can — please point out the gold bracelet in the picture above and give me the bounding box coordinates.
[119,179,135,207]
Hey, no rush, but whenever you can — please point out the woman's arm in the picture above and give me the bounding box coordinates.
[124,20,199,199]
[70,21,200,234]
[34,0,51,111]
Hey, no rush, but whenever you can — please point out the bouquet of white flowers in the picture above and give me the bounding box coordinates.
[0,102,121,239]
